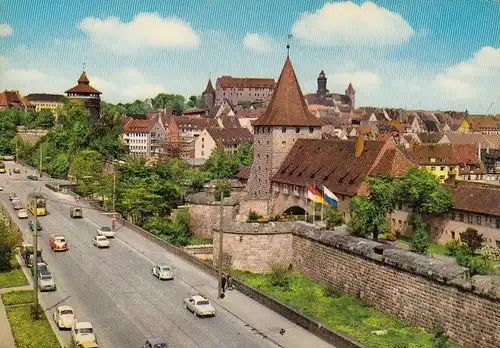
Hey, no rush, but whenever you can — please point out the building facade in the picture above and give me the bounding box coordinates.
[215,76,276,107]
[0,90,33,111]
[194,127,253,160]
[122,116,164,157]
[25,94,65,115]
[65,71,101,122]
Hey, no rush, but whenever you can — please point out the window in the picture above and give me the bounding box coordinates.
[468,214,473,223]
[267,127,271,133]
[295,127,300,133]
[440,166,445,171]
[201,151,204,156]
[202,137,204,142]
[449,166,455,171]
[459,213,464,222]
[431,166,436,171]
[496,219,500,228]
[476,215,481,225]
[309,127,314,133]
[439,175,445,180]
[282,127,286,133]
[451,231,456,239]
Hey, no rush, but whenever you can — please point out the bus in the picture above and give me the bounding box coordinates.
[27,192,47,216]
[0,161,5,173]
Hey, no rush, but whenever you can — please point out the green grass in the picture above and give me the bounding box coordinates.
[0,257,29,288]
[5,304,61,348]
[397,236,449,257]
[187,236,213,245]
[233,270,457,348]
[1,290,33,306]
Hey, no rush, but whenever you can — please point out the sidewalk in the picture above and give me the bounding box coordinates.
[0,285,31,348]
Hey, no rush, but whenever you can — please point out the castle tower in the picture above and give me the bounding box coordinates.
[246,56,323,201]
[317,70,328,101]
[345,82,355,109]
[65,70,102,123]
[202,79,216,110]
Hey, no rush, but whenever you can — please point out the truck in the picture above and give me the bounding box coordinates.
[20,243,44,268]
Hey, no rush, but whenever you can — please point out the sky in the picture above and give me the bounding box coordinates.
[0,0,499,114]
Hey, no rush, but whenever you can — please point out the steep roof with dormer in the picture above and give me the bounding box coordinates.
[65,71,102,94]
[253,57,322,127]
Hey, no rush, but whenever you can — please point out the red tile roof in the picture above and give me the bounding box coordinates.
[253,57,323,127]
[65,71,102,94]
[235,108,266,119]
[271,138,408,196]
[0,90,32,108]
[450,182,500,217]
[467,116,499,132]
[78,71,90,83]
[206,127,253,146]
[124,117,156,132]
[217,76,275,89]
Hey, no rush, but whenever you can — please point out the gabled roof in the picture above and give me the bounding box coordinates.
[404,143,483,170]
[25,94,65,103]
[253,57,322,127]
[217,76,275,89]
[203,79,215,94]
[466,116,499,131]
[423,119,440,132]
[371,148,416,177]
[450,181,500,217]
[206,127,253,146]
[417,132,445,144]
[445,132,490,148]
[0,90,32,108]
[124,117,157,133]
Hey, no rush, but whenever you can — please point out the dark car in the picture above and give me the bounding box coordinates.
[143,338,168,348]
[29,220,42,231]
[27,175,38,181]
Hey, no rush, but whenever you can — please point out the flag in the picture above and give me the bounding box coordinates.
[307,185,328,205]
[323,186,338,208]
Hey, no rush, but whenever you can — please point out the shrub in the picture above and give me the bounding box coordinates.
[325,207,344,229]
[445,239,466,256]
[409,215,429,254]
[455,252,495,275]
[479,245,500,261]
[0,221,21,271]
[268,264,292,289]
[247,210,262,222]
[214,179,231,200]
[459,228,485,254]
[30,303,43,320]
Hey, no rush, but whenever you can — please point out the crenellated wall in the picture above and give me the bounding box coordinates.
[214,221,500,348]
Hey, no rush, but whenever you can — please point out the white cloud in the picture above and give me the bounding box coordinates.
[242,33,275,52]
[87,76,116,94]
[122,84,166,100]
[330,71,382,90]
[6,69,46,81]
[0,23,13,36]
[434,46,500,101]
[78,12,199,53]
[291,1,414,46]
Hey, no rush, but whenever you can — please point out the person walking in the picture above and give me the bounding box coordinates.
[221,275,227,294]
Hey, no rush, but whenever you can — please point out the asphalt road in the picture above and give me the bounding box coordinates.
[0,163,334,348]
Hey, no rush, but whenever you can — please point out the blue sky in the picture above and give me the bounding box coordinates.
[1,0,499,114]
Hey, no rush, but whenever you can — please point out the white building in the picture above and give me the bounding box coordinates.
[122,115,164,157]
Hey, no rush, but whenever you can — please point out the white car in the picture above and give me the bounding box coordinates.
[0,186,3,191]
[183,295,216,317]
[152,264,174,280]
[53,305,75,329]
[38,272,56,291]
[92,235,110,248]
[17,209,28,219]
[97,226,115,238]
[71,321,96,346]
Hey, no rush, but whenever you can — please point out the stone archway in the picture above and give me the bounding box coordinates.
[282,206,306,216]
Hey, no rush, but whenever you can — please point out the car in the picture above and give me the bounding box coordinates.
[183,295,216,317]
[92,235,110,248]
[80,342,100,348]
[49,234,68,251]
[29,220,42,231]
[27,175,38,180]
[38,271,56,291]
[71,321,97,346]
[97,226,115,238]
[0,186,3,191]
[17,208,28,219]
[31,262,48,275]
[53,305,75,329]
[70,206,83,218]
[143,338,168,348]
[8,193,17,201]
[12,201,23,210]
[152,264,174,280]
[13,167,20,174]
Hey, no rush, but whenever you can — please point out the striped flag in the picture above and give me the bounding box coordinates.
[307,185,328,205]
[323,186,338,208]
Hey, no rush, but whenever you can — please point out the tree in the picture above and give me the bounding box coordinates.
[325,208,343,229]
[0,221,21,270]
[152,93,185,115]
[459,228,485,254]
[34,110,55,129]
[69,150,103,196]
[214,180,231,200]
[233,142,253,167]
[186,95,204,108]
[409,214,429,254]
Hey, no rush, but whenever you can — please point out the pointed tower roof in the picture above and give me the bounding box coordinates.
[318,70,326,80]
[78,71,90,84]
[253,57,322,127]
[346,83,355,94]
[203,79,215,94]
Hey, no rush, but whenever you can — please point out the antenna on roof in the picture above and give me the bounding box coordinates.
[82,62,86,72]
[287,34,292,57]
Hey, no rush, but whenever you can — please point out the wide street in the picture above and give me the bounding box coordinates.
[0,161,333,348]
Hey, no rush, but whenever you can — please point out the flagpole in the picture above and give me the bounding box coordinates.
[321,186,325,223]
[304,184,308,222]
[312,184,316,225]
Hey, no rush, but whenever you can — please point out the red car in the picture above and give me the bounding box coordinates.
[49,234,68,251]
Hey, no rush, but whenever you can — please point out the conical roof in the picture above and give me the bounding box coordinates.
[78,71,90,84]
[318,70,326,80]
[253,57,322,127]
[204,79,215,94]
[346,83,355,94]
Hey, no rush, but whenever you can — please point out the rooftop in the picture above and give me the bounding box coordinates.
[217,76,275,89]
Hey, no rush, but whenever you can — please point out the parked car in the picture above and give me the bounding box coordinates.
[29,220,42,231]
[17,209,28,219]
[92,235,110,248]
[27,175,38,180]
[70,206,83,218]
[8,193,17,200]
[31,262,48,275]
[13,167,20,174]
[71,321,96,346]
[143,338,168,348]
[80,342,100,348]
[38,271,56,291]
[49,234,68,251]
[12,201,23,210]
[152,264,174,280]
[97,226,114,238]
[53,305,75,329]
[183,295,216,317]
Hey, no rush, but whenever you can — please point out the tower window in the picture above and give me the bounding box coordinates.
[309,127,314,133]
[282,127,286,133]
[296,127,300,133]
[267,127,270,133]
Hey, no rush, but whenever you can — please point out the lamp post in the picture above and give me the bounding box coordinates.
[217,190,224,299]
[32,193,41,319]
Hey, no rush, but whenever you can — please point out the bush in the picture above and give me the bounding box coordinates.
[445,239,466,256]
[247,210,262,222]
[409,215,429,254]
[214,179,231,200]
[459,228,485,254]
[479,245,500,261]
[325,208,344,229]
[268,264,292,289]
[0,221,21,271]
[455,252,495,275]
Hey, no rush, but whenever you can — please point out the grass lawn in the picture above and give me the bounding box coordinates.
[234,270,457,348]
[187,236,213,245]
[0,257,28,288]
[1,290,33,306]
[396,236,449,256]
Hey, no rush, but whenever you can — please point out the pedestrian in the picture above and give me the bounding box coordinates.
[221,275,227,294]
[227,274,232,291]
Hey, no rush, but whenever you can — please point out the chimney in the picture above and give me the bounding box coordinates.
[355,135,364,158]
[477,142,481,160]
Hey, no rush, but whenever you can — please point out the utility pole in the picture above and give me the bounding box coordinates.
[15,140,18,163]
[32,195,39,319]
[217,190,224,299]
[111,167,116,232]
[39,145,42,177]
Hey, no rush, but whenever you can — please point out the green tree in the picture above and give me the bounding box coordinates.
[409,214,429,254]
[459,228,485,254]
[152,93,185,115]
[32,110,55,129]
[186,95,204,108]
[214,180,231,200]
[0,221,21,270]
[233,142,253,167]
[325,207,344,229]
[69,150,103,196]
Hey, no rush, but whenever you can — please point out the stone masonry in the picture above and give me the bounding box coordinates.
[214,221,500,348]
